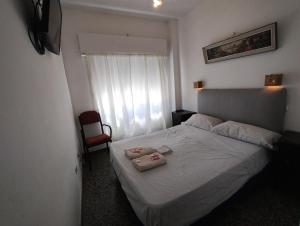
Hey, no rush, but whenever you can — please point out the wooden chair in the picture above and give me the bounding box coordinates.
[79,111,112,170]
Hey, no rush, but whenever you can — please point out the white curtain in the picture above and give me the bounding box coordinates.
[85,55,173,140]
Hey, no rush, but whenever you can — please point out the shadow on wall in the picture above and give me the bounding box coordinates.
[11,0,34,27]
[278,6,300,49]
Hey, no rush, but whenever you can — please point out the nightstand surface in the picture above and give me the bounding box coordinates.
[280,131,300,148]
[172,110,196,126]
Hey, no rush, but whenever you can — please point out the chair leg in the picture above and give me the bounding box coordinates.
[87,150,92,171]
[84,146,92,171]
[106,142,110,152]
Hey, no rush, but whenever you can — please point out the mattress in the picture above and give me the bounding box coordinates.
[110,124,270,226]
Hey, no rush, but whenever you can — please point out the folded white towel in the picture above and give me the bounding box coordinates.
[124,147,156,160]
[157,145,173,155]
[132,152,167,172]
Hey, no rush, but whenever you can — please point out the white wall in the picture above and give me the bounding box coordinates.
[0,1,81,225]
[179,0,300,131]
[61,7,173,115]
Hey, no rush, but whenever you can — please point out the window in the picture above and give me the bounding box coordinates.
[84,54,173,140]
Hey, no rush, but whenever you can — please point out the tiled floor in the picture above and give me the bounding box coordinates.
[82,150,300,226]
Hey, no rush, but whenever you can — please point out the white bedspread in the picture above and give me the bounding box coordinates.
[110,124,270,226]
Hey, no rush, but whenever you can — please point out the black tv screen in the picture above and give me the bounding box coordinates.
[40,0,62,55]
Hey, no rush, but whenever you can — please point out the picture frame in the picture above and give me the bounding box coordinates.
[202,22,277,64]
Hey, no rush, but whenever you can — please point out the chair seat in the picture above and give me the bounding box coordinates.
[85,134,111,147]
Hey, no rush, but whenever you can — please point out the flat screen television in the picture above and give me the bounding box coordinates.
[38,0,62,55]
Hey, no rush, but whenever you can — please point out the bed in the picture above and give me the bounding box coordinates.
[110,89,287,226]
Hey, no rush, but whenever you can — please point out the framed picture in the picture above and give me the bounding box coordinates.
[202,22,277,64]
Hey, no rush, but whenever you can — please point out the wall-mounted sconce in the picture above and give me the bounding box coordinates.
[153,0,163,8]
[193,81,204,91]
[265,74,283,87]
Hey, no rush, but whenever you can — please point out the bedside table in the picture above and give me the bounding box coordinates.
[172,110,196,126]
[274,131,300,187]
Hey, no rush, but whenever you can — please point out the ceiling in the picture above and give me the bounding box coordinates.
[62,0,202,18]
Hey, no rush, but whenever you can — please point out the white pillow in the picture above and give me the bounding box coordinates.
[184,113,223,131]
[211,121,281,149]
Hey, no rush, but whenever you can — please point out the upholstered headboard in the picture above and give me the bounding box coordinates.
[197,89,287,132]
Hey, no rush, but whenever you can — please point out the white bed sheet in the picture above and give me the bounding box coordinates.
[110,124,270,226]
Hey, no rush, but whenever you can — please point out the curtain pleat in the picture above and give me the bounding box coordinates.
[85,55,172,140]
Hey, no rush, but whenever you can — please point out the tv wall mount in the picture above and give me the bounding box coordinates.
[28,0,45,55]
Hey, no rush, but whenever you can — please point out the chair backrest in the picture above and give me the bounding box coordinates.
[79,111,102,126]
